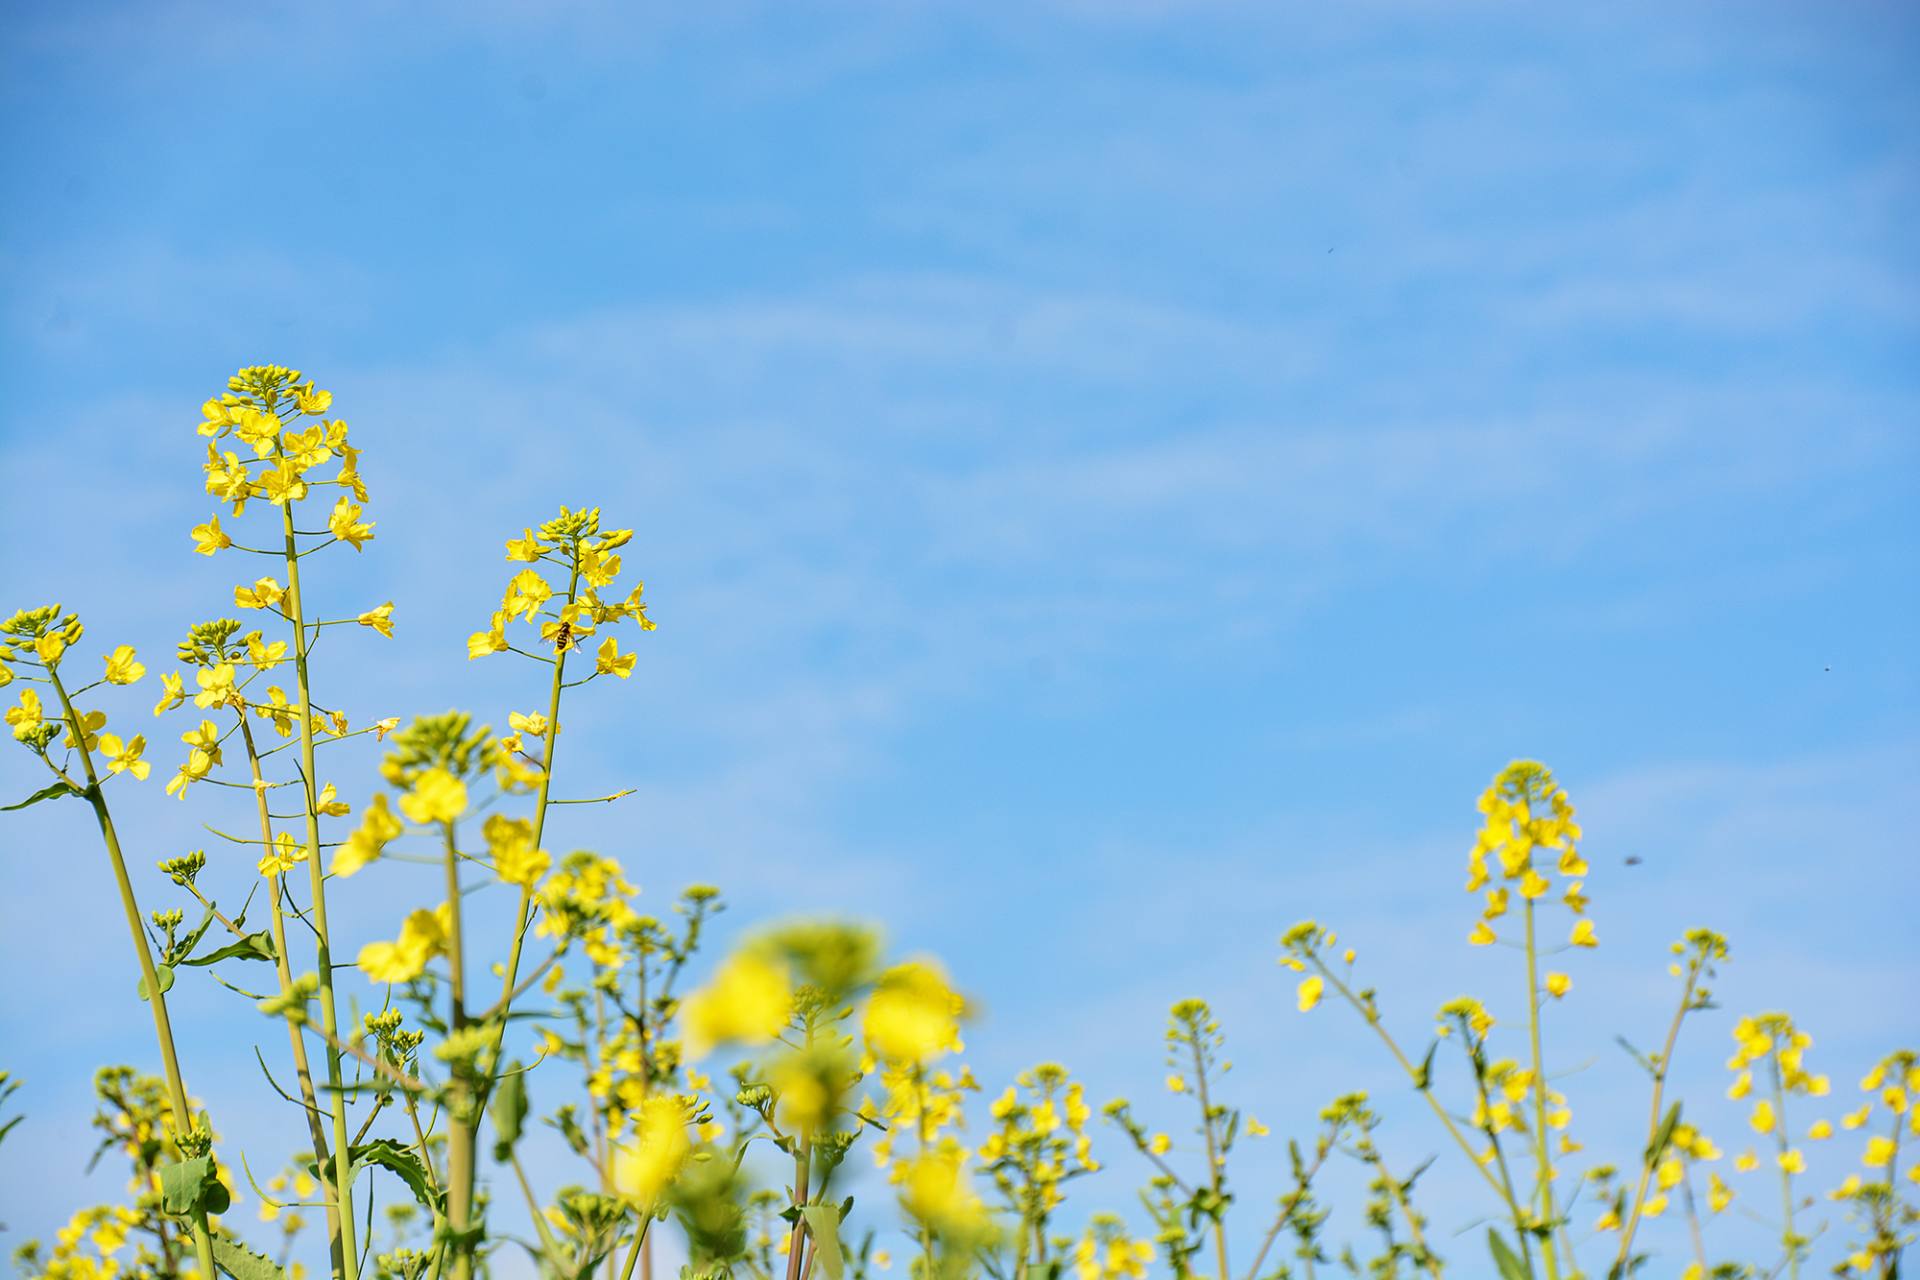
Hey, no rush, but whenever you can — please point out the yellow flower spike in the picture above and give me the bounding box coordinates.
[502,569,553,621]
[865,960,966,1065]
[330,794,402,877]
[103,646,146,685]
[98,733,151,780]
[6,688,44,741]
[153,672,187,715]
[357,602,394,637]
[328,497,375,551]
[259,464,309,506]
[257,831,306,878]
[483,813,551,888]
[398,768,466,825]
[610,1096,693,1210]
[293,385,332,416]
[1568,918,1598,948]
[466,610,510,660]
[1296,975,1324,1012]
[594,635,636,679]
[190,516,233,556]
[193,664,237,709]
[680,951,792,1059]
[245,634,288,671]
[235,408,280,456]
[234,578,285,611]
[357,908,446,984]
[504,529,549,562]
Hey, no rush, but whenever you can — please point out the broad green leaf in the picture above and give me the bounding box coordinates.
[184,931,278,967]
[160,1155,231,1217]
[2,781,81,811]
[138,964,176,1001]
[800,1204,845,1280]
[1487,1229,1532,1280]
[212,1235,288,1280]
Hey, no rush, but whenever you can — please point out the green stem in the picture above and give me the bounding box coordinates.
[48,668,218,1280]
[1771,1056,1798,1280]
[1189,1038,1230,1280]
[488,562,579,1021]
[441,820,476,1280]
[281,500,362,1280]
[1521,901,1562,1280]
[1611,957,1700,1273]
[241,713,345,1274]
[468,558,582,1212]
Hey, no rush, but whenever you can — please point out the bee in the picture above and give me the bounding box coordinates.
[551,620,574,652]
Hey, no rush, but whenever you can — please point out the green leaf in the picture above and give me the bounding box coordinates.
[184,931,278,967]
[2,781,81,811]
[1413,1041,1438,1092]
[348,1139,442,1214]
[160,1156,231,1217]
[138,964,176,1001]
[167,907,219,967]
[800,1204,845,1280]
[1647,1102,1682,1166]
[212,1235,289,1280]
[491,1062,529,1163]
[1487,1229,1532,1280]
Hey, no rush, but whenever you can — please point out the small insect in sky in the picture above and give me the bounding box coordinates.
[1624,856,1643,867]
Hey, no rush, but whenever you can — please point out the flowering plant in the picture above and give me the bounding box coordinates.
[5,368,1914,1280]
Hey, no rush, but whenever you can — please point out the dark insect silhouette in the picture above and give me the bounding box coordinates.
[1624,856,1643,867]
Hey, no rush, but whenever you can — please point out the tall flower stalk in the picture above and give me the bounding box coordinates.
[1,609,219,1280]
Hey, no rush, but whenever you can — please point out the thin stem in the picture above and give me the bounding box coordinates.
[47,668,218,1280]
[1522,901,1562,1280]
[281,500,362,1280]
[1189,1037,1230,1280]
[1770,1055,1798,1280]
[240,712,345,1273]
[441,819,477,1280]
[1611,956,1701,1272]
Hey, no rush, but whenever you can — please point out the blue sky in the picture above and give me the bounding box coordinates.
[3,1,1917,1273]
